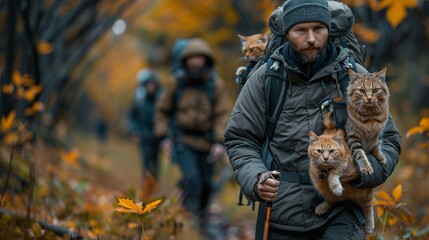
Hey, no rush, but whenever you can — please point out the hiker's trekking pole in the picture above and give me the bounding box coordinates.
[264,201,272,240]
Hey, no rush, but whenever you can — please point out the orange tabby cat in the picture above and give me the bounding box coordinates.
[308,111,375,234]
[235,32,268,85]
[238,32,268,62]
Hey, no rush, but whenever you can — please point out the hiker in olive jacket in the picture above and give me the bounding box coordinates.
[224,0,401,239]
[155,38,229,228]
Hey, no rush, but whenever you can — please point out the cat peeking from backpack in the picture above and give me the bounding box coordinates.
[235,32,268,85]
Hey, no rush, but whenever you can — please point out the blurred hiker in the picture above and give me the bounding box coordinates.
[128,68,163,181]
[155,38,229,234]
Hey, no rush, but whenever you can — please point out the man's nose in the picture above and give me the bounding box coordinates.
[307,31,316,44]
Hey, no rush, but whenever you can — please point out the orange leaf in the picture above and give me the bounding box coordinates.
[38,41,53,54]
[392,184,402,202]
[377,206,385,218]
[116,198,143,214]
[3,132,18,145]
[24,85,43,102]
[407,126,423,138]
[115,197,162,215]
[420,117,429,128]
[375,190,394,202]
[12,71,22,86]
[61,149,80,167]
[386,1,408,28]
[388,216,398,226]
[1,111,16,132]
[141,198,162,214]
[2,83,14,94]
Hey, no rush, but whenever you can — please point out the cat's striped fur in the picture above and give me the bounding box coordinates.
[346,67,389,175]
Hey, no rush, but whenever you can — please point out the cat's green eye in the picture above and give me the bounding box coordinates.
[359,89,365,93]
[316,150,323,154]
[372,89,379,93]
[329,150,335,154]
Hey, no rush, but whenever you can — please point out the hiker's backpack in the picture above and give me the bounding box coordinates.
[240,1,365,86]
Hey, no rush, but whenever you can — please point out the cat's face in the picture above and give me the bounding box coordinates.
[308,131,345,171]
[238,33,267,62]
[348,67,389,109]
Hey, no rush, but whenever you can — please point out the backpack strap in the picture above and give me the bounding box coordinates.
[264,58,288,140]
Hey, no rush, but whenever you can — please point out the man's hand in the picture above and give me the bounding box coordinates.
[256,170,281,202]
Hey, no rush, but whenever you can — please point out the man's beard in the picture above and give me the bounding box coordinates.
[290,42,326,63]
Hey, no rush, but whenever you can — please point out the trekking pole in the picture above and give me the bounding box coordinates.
[264,201,272,240]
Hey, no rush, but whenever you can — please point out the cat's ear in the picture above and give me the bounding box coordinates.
[348,68,360,82]
[237,34,246,43]
[374,67,387,82]
[333,131,344,145]
[309,131,319,144]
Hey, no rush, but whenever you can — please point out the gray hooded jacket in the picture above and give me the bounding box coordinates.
[224,44,401,231]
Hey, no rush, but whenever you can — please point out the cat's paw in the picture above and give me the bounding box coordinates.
[378,155,387,165]
[332,186,343,196]
[360,165,374,175]
[315,205,328,215]
[365,224,374,234]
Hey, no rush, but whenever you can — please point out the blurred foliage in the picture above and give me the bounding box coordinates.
[1,0,429,239]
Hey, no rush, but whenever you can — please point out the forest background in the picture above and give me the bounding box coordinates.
[1,0,429,239]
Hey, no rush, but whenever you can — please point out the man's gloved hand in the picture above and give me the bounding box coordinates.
[255,170,281,202]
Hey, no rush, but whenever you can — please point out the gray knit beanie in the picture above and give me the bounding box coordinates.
[283,0,331,34]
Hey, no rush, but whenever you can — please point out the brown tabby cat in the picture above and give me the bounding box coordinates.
[308,111,374,233]
[346,67,389,175]
[238,32,268,62]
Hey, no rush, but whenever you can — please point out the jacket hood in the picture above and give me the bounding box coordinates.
[180,38,215,67]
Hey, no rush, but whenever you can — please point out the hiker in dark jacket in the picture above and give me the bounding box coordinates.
[155,38,229,230]
[128,68,162,181]
[224,0,401,239]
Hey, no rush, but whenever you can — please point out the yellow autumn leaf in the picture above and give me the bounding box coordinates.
[61,149,80,167]
[3,132,18,145]
[38,41,53,54]
[25,102,45,116]
[407,126,424,138]
[388,216,398,226]
[115,197,162,215]
[379,0,418,28]
[387,1,408,28]
[392,184,402,202]
[407,117,429,137]
[12,71,22,86]
[420,117,429,128]
[377,206,385,218]
[375,190,394,201]
[22,74,35,87]
[24,85,43,102]
[1,111,16,132]
[2,83,14,94]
